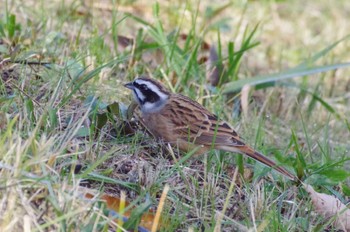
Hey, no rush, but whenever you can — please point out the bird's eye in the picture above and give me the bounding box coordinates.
[141,84,148,90]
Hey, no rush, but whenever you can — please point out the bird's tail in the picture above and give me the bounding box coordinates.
[220,145,296,181]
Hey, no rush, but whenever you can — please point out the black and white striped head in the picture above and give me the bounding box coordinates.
[124,76,170,113]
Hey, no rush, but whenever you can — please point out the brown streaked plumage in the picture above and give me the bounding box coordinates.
[125,76,296,180]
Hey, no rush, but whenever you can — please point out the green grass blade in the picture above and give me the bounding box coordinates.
[222,62,350,93]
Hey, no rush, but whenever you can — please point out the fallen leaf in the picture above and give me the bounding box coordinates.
[304,184,350,231]
[206,46,223,86]
[117,35,134,48]
[85,192,157,231]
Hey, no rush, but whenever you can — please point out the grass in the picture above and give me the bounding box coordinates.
[1,0,350,231]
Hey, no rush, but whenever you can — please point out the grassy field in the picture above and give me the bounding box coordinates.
[1,0,350,231]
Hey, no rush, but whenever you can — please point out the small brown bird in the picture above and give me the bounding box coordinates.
[125,76,295,180]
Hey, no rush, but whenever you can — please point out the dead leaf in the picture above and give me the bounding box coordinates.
[85,191,157,231]
[304,184,350,231]
[117,35,134,48]
[206,46,223,86]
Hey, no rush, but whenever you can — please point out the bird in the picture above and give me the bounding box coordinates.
[124,76,296,180]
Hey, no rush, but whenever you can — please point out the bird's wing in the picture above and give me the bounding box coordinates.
[162,94,296,180]
[165,94,245,147]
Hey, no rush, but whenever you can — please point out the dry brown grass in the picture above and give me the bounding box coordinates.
[1,0,350,231]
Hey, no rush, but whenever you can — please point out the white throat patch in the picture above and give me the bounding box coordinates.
[133,88,145,104]
[142,100,168,113]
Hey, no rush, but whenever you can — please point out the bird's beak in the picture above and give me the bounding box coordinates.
[124,82,134,89]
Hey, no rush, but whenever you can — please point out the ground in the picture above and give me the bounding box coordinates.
[1,0,350,231]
